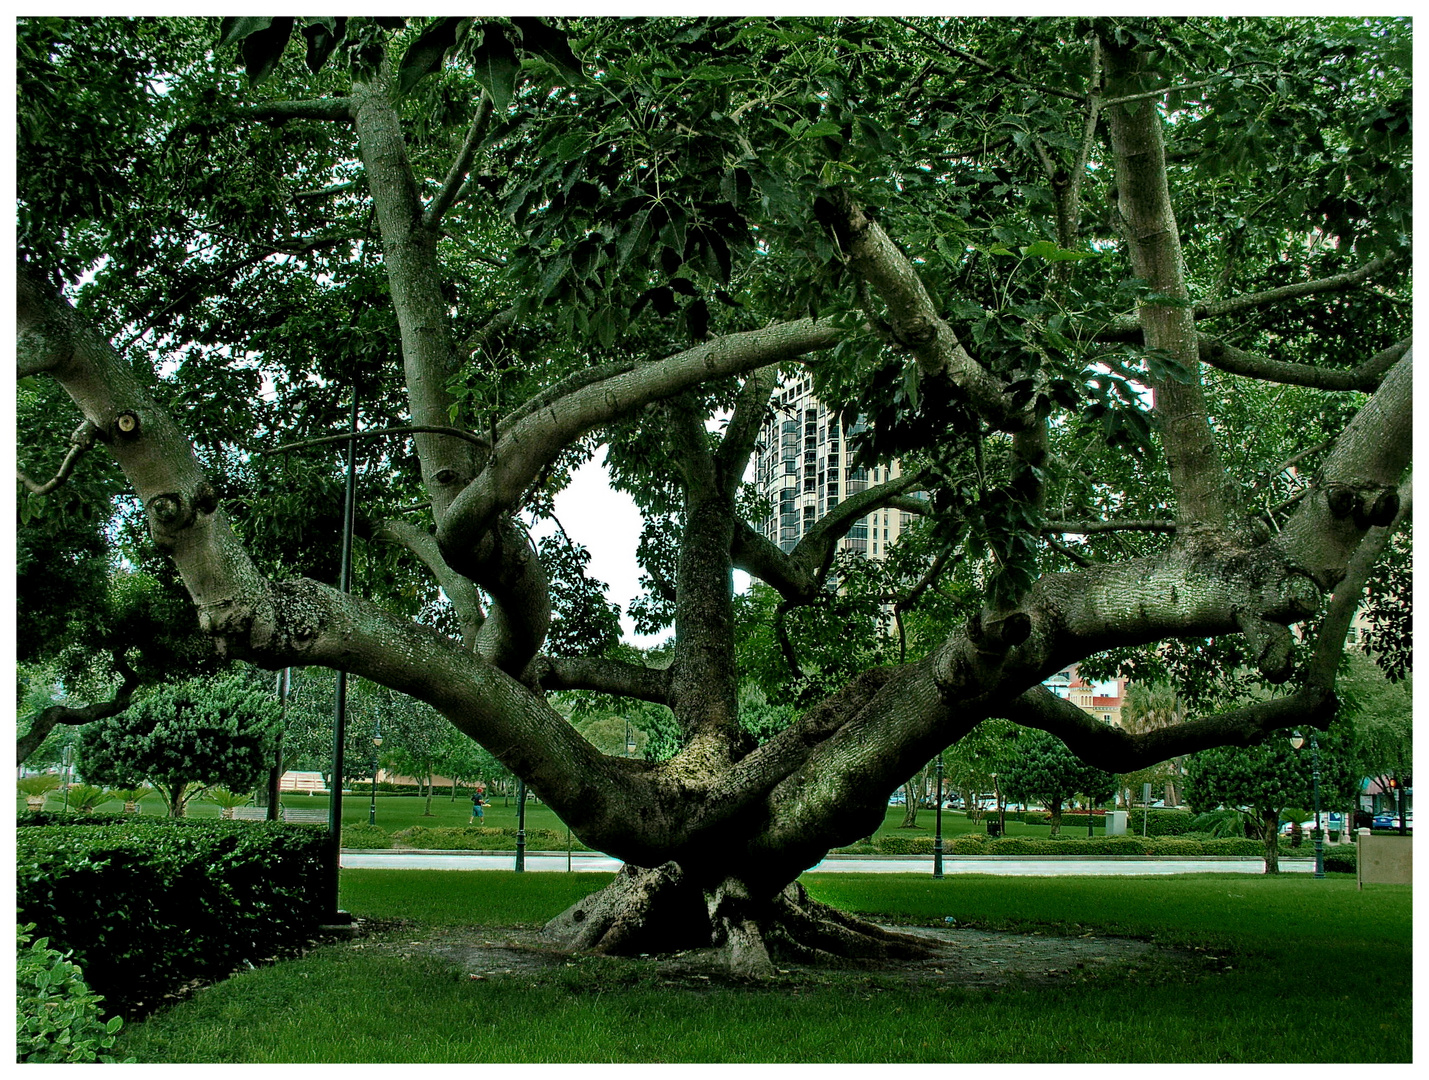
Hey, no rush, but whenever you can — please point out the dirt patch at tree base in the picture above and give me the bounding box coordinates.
[347,918,1200,990]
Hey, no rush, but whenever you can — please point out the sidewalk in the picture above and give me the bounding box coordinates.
[341,849,1318,875]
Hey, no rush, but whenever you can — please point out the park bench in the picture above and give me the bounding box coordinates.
[231,806,331,825]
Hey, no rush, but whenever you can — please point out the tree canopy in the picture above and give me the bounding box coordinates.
[16,15,1411,975]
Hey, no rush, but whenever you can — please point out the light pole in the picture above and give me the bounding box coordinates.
[515,778,528,872]
[625,718,637,757]
[1290,732,1325,879]
[368,720,382,826]
[990,773,1001,836]
[933,755,944,879]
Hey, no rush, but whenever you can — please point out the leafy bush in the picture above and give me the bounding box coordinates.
[1321,847,1357,874]
[390,825,577,851]
[16,924,128,1063]
[16,816,328,1016]
[18,774,61,797]
[340,823,394,849]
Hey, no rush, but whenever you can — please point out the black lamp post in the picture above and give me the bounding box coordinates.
[933,755,945,879]
[325,391,359,924]
[515,778,528,872]
[1291,731,1325,878]
[368,719,382,826]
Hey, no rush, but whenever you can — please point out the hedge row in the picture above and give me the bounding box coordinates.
[855,832,1354,864]
[16,814,329,1017]
[389,825,588,851]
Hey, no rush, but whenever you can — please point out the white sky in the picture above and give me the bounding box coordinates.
[527,451,752,650]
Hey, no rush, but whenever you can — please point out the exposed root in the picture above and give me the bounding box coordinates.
[545,868,935,979]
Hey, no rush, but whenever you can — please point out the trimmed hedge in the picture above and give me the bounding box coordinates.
[839,832,1344,860]
[390,825,588,851]
[16,814,328,1017]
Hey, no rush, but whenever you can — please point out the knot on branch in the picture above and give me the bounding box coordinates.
[890,315,937,349]
[1324,483,1400,529]
[966,610,1032,654]
[112,410,142,440]
[1234,612,1294,684]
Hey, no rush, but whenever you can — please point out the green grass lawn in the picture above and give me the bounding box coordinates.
[111,870,1411,1063]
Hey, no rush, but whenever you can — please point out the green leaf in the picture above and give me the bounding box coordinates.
[239,18,294,86]
[510,17,584,83]
[470,25,520,112]
[301,18,346,75]
[1020,239,1096,262]
[217,17,272,51]
[398,17,472,98]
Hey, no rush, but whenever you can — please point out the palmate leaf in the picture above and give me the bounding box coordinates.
[470,25,520,112]
[238,18,295,86]
[301,17,347,75]
[397,16,473,98]
[511,16,584,84]
[216,16,273,51]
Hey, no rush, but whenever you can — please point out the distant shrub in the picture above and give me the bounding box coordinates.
[340,823,393,849]
[391,826,576,851]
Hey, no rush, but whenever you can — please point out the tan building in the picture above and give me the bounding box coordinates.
[753,377,915,558]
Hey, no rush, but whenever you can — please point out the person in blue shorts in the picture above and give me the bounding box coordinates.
[469,787,486,824]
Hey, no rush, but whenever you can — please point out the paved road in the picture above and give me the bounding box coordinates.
[342,850,1316,876]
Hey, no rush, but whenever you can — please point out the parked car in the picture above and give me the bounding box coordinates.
[1279,812,1344,836]
[887,793,906,806]
[1371,812,1412,830]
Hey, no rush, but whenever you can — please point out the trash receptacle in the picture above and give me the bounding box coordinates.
[986,820,1002,837]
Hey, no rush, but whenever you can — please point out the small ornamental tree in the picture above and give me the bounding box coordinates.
[1183,727,1357,872]
[1001,727,1116,836]
[78,675,282,817]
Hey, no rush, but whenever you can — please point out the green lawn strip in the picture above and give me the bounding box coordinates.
[112,872,1411,1063]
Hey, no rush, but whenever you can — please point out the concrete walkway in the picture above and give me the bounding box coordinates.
[342,850,1316,875]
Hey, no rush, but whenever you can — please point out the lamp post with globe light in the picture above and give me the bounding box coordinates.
[933,755,945,879]
[1290,732,1325,878]
[367,719,382,826]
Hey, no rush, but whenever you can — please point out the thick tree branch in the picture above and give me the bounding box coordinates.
[1103,35,1231,528]
[530,655,673,705]
[438,318,842,567]
[822,190,1031,433]
[1002,683,1337,773]
[1042,518,1176,534]
[1095,254,1407,342]
[247,98,355,124]
[294,179,362,201]
[17,652,140,763]
[715,366,780,498]
[423,93,493,230]
[372,517,485,649]
[1198,334,1409,392]
[18,419,100,495]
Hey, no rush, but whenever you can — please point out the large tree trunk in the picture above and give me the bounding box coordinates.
[1260,809,1280,874]
[543,862,932,978]
[898,780,920,828]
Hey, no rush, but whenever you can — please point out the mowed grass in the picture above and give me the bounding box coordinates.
[112,870,1411,1063]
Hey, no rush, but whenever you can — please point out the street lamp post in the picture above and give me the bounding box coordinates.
[933,755,945,879]
[515,778,528,872]
[1290,732,1326,879]
[368,720,382,826]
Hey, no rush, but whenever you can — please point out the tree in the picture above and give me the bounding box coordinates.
[78,674,282,817]
[1117,681,1188,806]
[18,16,1411,975]
[1000,728,1115,836]
[1182,728,1357,872]
[1338,651,1412,833]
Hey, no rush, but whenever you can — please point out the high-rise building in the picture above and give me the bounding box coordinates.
[753,377,915,557]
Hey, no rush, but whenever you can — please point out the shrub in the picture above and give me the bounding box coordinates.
[18,774,61,797]
[340,823,393,849]
[1321,847,1358,874]
[16,924,128,1063]
[16,816,328,1016]
[390,826,576,851]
